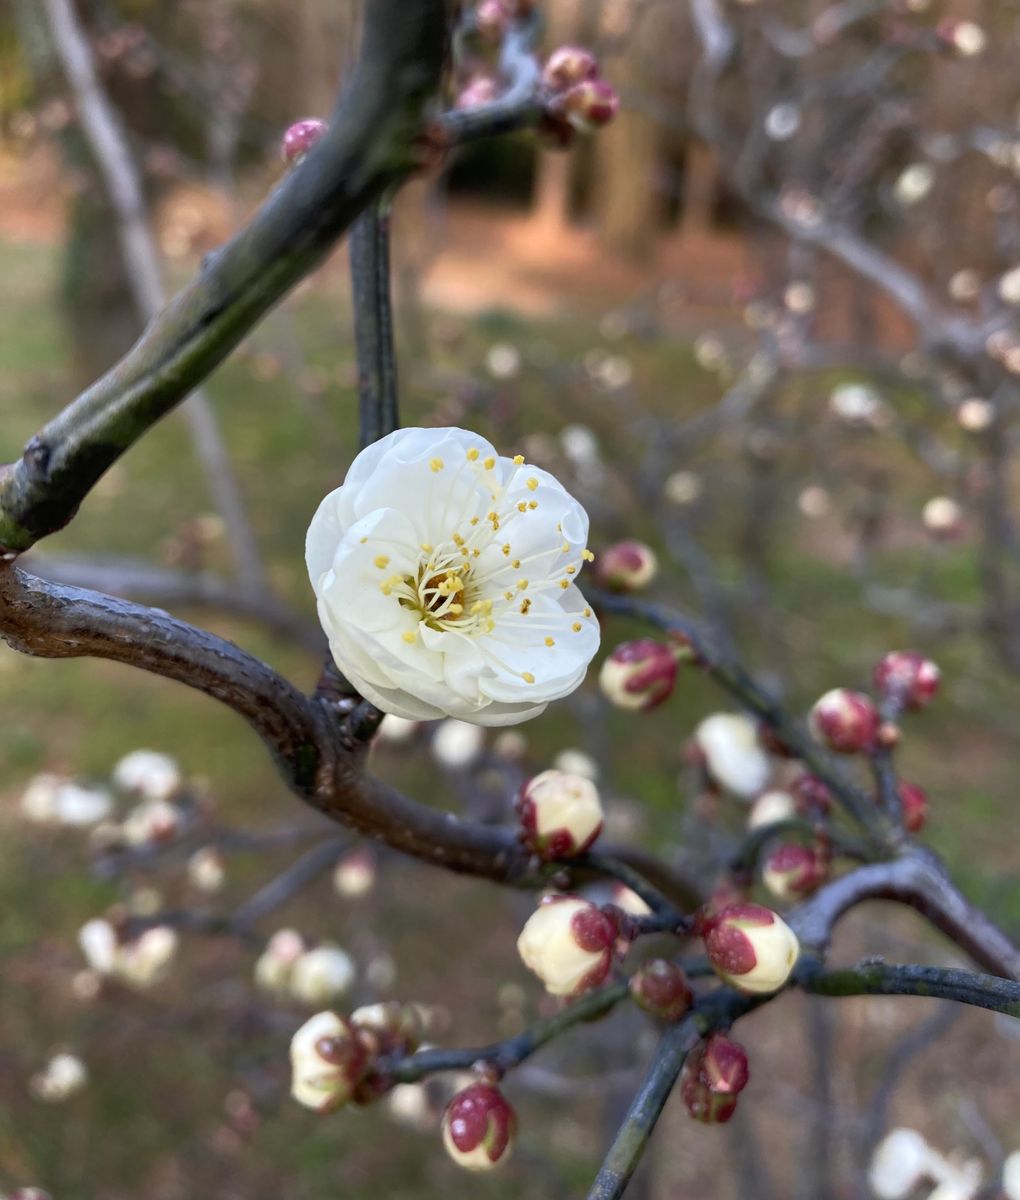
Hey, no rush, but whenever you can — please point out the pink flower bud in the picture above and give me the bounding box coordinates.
[542,45,600,93]
[809,689,880,754]
[441,1083,516,1171]
[897,781,929,833]
[557,79,620,134]
[790,772,833,816]
[517,769,604,860]
[474,0,512,43]
[516,896,617,996]
[680,1034,750,1124]
[873,651,940,711]
[761,843,828,902]
[703,902,800,994]
[599,639,678,711]
[596,539,658,592]
[629,960,693,1021]
[455,75,501,110]
[289,1012,370,1112]
[281,118,328,167]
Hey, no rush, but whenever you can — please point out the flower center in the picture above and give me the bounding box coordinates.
[400,562,481,630]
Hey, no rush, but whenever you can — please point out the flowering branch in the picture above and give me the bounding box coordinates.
[0,0,447,555]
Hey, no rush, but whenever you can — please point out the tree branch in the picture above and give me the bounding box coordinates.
[351,204,400,448]
[798,960,1020,1019]
[0,0,447,554]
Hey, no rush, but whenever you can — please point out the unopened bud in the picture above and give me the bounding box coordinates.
[542,45,599,92]
[936,18,986,56]
[30,1052,88,1103]
[254,928,307,995]
[809,689,880,754]
[333,848,377,898]
[922,496,964,539]
[897,781,929,833]
[873,651,940,711]
[695,713,771,798]
[455,75,500,110]
[630,960,693,1021]
[289,1011,369,1112]
[516,896,617,996]
[517,769,603,859]
[441,1083,516,1171]
[703,902,800,994]
[187,846,226,893]
[474,0,511,43]
[281,118,328,167]
[290,945,356,1005]
[747,789,797,830]
[680,1034,749,1124]
[596,539,658,592]
[790,773,833,816]
[121,797,181,846]
[599,639,678,711]
[351,1001,425,1056]
[557,79,619,133]
[761,843,828,902]
[116,926,178,988]
[112,749,182,802]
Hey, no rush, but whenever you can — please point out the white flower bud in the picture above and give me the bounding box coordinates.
[290,945,356,1005]
[78,919,118,975]
[112,750,182,802]
[254,929,307,995]
[517,896,616,996]
[53,783,113,827]
[116,926,178,988]
[376,715,419,744]
[441,1083,516,1171]
[187,847,226,893]
[290,1012,369,1112]
[923,496,964,538]
[870,1128,931,1199]
[703,903,800,994]
[1002,1151,1020,1200]
[957,398,994,432]
[694,714,771,798]
[894,163,934,206]
[998,265,1020,306]
[333,849,377,898]
[747,790,797,830]
[121,798,181,846]
[517,770,603,859]
[20,774,64,824]
[552,747,599,781]
[30,1052,88,1103]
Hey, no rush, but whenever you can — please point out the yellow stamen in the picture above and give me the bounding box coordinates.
[466,448,480,462]
[513,454,525,466]
[502,544,511,556]
[559,580,570,589]
[402,630,417,644]
[544,637,555,647]
[528,500,538,510]
[421,542,433,553]
[374,555,390,569]
[517,502,528,513]
[522,671,535,683]
[517,579,529,591]
[526,477,539,491]
[582,549,595,562]
[430,458,444,472]
[484,457,495,470]
[572,622,582,633]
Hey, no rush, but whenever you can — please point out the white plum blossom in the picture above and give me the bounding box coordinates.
[20,774,112,826]
[869,1129,932,1199]
[306,428,599,726]
[112,750,182,801]
[1002,1151,1020,1200]
[254,929,307,995]
[695,713,771,798]
[77,919,178,988]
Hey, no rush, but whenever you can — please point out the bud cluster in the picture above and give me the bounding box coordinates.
[78,917,179,990]
[680,1034,750,1124]
[539,44,619,143]
[255,930,356,1005]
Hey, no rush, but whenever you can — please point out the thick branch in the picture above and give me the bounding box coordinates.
[799,960,1020,1019]
[350,205,400,448]
[0,0,447,554]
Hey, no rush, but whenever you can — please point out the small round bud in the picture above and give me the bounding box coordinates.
[680,1034,750,1124]
[694,713,771,798]
[1002,1150,1020,1200]
[441,1083,516,1172]
[747,790,797,830]
[516,896,617,996]
[432,719,485,769]
[254,928,307,995]
[596,539,658,592]
[761,843,828,903]
[290,1011,369,1112]
[557,79,620,133]
[809,689,880,754]
[115,926,178,988]
[869,1127,931,1199]
[351,1001,425,1056]
[187,847,226,893]
[290,945,356,1005]
[30,1052,88,1103]
[936,18,986,57]
[897,781,929,833]
[703,902,800,994]
[999,265,1020,307]
[455,75,500,110]
[922,496,964,539]
[281,118,328,167]
[873,651,940,711]
[517,769,604,860]
[112,749,182,802]
[599,639,678,712]
[790,773,833,816]
[542,45,599,92]
[957,398,994,432]
[333,848,377,898]
[121,797,181,846]
[474,0,511,43]
[629,960,693,1021]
